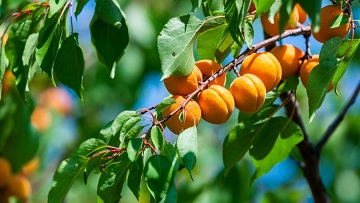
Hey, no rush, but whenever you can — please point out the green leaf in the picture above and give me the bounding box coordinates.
[278,1,296,36]
[162,141,179,171]
[176,126,198,176]
[319,37,343,62]
[0,39,9,99]
[75,0,90,17]
[202,0,225,16]
[222,119,265,176]
[36,17,61,80]
[224,0,249,45]
[238,104,280,123]
[48,155,89,203]
[190,0,201,11]
[253,0,276,17]
[119,117,143,145]
[144,155,174,202]
[95,0,123,28]
[49,0,67,17]
[73,138,107,157]
[197,23,227,60]
[111,110,140,135]
[151,126,164,151]
[54,33,85,100]
[215,31,235,62]
[127,155,144,200]
[243,18,254,49]
[97,154,131,203]
[249,117,303,181]
[297,0,321,32]
[330,13,350,28]
[127,138,143,162]
[90,15,129,77]
[276,75,299,92]
[154,96,176,117]
[22,33,39,66]
[333,39,360,93]
[158,14,202,79]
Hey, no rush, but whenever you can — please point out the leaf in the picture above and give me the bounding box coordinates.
[22,33,39,66]
[0,39,9,99]
[127,156,144,200]
[222,119,265,176]
[97,154,131,203]
[75,0,90,17]
[73,138,107,157]
[90,15,129,77]
[127,138,143,162]
[151,126,164,151]
[176,126,198,176]
[276,75,299,92]
[144,155,174,202]
[296,0,321,32]
[54,33,85,100]
[197,23,227,60]
[333,39,360,93]
[95,0,123,28]
[36,17,61,80]
[154,96,176,117]
[253,0,276,17]
[243,18,254,49]
[215,31,235,62]
[190,0,201,11]
[49,0,67,17]
[238,104,280,123]
[119,117,143,145]
[330,13,350,28]
[249,117,303,181]
[158,15,202,79]
[202,0,224,16]
[278,1,296,36]
[111,110,140,135]
[162,141,179,171]
[319,37,343,63]
[48,155,89,203]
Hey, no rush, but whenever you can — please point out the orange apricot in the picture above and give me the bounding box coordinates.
[296,3,308,24]
[197,85,234,124]
[299,55,333,92]
[229,74,266,113]
[195,60,226,86]
[311,5,351,43]
[0,157,12,188]
[163,66,203,96]
[162,95,201,134]
[38,87,73,115]
[31,106,52,132]
[270,44,304,80]
[261,6,299,37]
[3,174,31,203]
[1,70,15,95]
[21,157,40,178]
[240,52,282,92]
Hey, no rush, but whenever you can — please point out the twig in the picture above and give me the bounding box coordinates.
[315,81,360,152]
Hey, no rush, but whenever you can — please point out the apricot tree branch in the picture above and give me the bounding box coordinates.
[315,81,360,152]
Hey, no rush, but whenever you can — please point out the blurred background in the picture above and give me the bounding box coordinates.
[1,0,360,202]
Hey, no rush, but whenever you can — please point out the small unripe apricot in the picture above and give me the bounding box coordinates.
[0,157,12,188]
[195,60,226,87]
[229,74,266,113]
[3,174,31,203]
[240,52,282,92]
[197,85,234,124]
[162,95,201,135]
[261,6,299,37]
[163,66,202,96]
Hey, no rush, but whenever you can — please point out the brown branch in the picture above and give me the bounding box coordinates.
[315,81,360,152]
[280,92,329,203]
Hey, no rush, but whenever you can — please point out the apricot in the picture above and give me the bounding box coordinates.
[195,60,226,87]
[240,52,282,92]
[270,44,304,80]
[1,70,15,95]
[22,157,40,178]
[299,55,333,92]
[3,174,31,203]
[162,95,201,134]
[163,66,203,96]
[261,6,299,37]
[197,85,234,124]
[38,87,73,115]
[229,74,266,113]
[296,3,308,24]
[31,106,52,132]
[311,5,351,43]
[0,157,12,188]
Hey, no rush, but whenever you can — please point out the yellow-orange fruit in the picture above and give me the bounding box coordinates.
[22,157,40,178]
[296,3,308,24]
[38,87,73,115]
[1,70,15,95]
[0,157,12,188]
[229,74,266,113]
[299,55,333,92]
[240,52,282,92]
[163,66,203,96]
[3,174,31,203]
[162,95,201,134]
[311,5,351,43]
[270,44,304,80]
[197,85,234,124]
[31,106,52,132]
[261,6,299,36]
[195,60,226,86]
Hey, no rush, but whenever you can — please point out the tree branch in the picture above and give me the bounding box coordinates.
[315,81,360,152]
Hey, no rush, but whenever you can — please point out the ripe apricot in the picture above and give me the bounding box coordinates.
[197,85,234,124]
[240,52,282,92]
[3,174,31,203]
[195,60,226,87]
[311,5,351,43]
[296,3,308,24]
[261,6,299,36]
[270,44,304,80]
[38,87,73,115]
[1,70,15,95]
[162,95,201,134]
[229,74,266,113]
[163,66,202,96]
[31,106,52,132]
[22,157,40,178]
[0,157,12,188]
[299,55,333,92]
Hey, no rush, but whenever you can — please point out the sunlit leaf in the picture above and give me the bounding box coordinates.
[176,126,198,176]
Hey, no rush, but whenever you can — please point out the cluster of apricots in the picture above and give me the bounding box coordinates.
[0,157,39,203]
[261,4,350,44]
